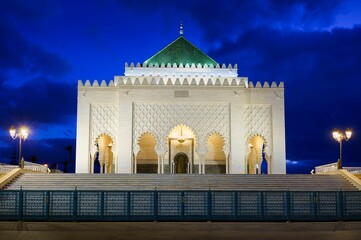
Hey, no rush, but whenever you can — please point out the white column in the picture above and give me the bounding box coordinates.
[198,156,202,174]
[117,97,133,173]
[134,156,137,174]
[161,156,164,174]
[198,153,205,175]
[271,88,286,174]
[225,153,229,174]
[230,101,244,174]
[202,157,205,174]
[157,156,161,174]
[76,101,91,173]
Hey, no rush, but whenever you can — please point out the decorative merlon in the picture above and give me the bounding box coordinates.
[124,62,238,78]
[78,78,284,88]
[248,81,284,89]
[125,62,238,69]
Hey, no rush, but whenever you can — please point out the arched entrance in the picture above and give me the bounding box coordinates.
[136,133,158,173]
[93,134,114,174]
[247,135,269,174]
[205,133,226,174]
[167,125,196,174]
[174,153,188,174]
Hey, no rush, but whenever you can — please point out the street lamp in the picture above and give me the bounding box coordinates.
[9,126,29,168]
[332,128,352,169]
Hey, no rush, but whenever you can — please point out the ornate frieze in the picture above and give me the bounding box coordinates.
[90,104,119,154]
[133,103,230,154]
[243,105,272,156]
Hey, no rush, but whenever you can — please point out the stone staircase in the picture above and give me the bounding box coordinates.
[4,173,358,191]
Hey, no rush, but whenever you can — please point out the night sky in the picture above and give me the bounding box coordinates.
[0,0,360,173]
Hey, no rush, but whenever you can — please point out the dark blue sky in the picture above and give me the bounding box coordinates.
[0,0,360,173]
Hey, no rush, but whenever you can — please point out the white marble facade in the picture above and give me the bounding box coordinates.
[75,36,286,174]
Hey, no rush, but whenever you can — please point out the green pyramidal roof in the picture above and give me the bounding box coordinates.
[144,36,218,66]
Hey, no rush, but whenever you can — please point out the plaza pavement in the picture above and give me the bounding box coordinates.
[0,221,361,240]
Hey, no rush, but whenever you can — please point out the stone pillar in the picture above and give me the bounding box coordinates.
[197,152,206,175]
[161,155,165,174]
[157,156,161,174]
[198,155,202,174]
[202,157,205,174]
[225,152,229,174]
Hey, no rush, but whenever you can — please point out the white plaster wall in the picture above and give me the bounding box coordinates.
[76,81,285,174]
[242,87,286,174]
[117,95,133,173]
[76,87,118,173]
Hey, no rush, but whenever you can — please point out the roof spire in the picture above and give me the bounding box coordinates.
[180,20,183,35]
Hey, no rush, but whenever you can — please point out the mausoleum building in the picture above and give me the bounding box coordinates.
[75,31,286,175]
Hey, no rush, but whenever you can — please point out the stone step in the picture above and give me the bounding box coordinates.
[5,173,357,191]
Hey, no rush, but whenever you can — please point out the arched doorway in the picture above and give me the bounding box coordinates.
[136,133,158,173]
[247,135,269,174]
[205,133,226,174]
[93,134,113,174]
[167,125,196,174]
[174,153,188,174]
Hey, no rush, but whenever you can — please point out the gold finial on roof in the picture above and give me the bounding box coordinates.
[180,20,183,35]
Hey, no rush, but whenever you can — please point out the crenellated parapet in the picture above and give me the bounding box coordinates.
[247,81,284,88]
[124,62,238,78]
[78,80,115,87]
[126,62,238,69]
[78,78,284,88]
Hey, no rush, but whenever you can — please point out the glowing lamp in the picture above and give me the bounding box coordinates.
[345,128,352,140]
[9,126,16,139]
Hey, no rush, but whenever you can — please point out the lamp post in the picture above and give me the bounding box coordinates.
[9,126,29,168]
[332,128,352,169]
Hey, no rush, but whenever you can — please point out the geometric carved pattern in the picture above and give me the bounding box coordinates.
[243,105,272,156]
[133,103,229,154]
[90,104,119,154]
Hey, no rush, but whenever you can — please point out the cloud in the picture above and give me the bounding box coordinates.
[118,0,349,43]
[0,78,76,127]
[206,25,361,165]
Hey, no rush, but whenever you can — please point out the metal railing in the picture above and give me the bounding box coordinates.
[0,190,360,221]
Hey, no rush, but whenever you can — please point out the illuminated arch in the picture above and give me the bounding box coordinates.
[205,132,226,173]
[246,134,270,174]
[136,132,158,173]
[92,133,114,174]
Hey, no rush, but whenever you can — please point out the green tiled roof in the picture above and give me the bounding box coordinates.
[144,36,218,66]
